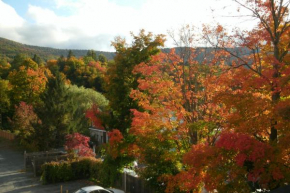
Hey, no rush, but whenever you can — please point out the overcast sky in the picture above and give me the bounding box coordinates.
[0,0,255,51]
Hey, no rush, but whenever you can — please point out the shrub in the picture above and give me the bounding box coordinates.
[41,157,101,184]
[65,133,95,157]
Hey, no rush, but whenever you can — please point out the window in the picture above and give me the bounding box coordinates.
[99,190,112,193]
[90,190,100,193]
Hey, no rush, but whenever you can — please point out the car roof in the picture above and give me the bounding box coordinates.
[81,186,105,191]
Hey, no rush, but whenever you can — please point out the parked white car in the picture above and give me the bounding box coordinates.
[74,186,125,193]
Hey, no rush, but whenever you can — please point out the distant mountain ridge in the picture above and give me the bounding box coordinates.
[0,37,250,63]
[0,37,116,61]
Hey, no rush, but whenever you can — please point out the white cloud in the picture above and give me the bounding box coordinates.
[0,0,257,51]
[0,0,24,27]
[27,5,59,25]
[0,0,25,41]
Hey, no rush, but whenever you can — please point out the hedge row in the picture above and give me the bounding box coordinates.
[41,157,102,184]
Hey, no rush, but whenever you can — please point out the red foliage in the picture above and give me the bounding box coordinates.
[171,131,288,192]
[107,129,124,158]
[85,104,104,130]
[88,61,106,73]
[216,132,271,165]
[108,129,123,145]
[65,133,95,157]
[12,101,39,133]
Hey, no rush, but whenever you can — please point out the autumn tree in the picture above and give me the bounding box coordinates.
[65,133,95,157]
[104,29,166,133]
[233,0,289,143]
[97,30,166,187]
[167,25,229,144]
[63,57,84,83]
[46,59,59,75]
[11,102,39,151]
[8,58,48,105]
[82,55,95,65]
[67,85,108,133]
[130,49,226,191]
[0,55,11,79]
[123,25,231,191]
[85,104,106,130]
[163,0,290,192]
[57,56,105,91]
[0,79,10,129]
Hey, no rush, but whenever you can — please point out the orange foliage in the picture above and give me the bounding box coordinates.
[128,1,290,190]
[106,129,124,158]
[108,129,123,145]
[8,64,48,105]
[85,104,104,130]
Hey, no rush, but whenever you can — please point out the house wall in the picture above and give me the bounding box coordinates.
[89,127,109,145]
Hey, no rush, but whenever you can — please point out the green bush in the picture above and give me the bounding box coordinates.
[98,155,131,187]
[41,157,101,184]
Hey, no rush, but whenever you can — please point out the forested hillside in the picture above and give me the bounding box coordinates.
[0,37,251,65]
[0,37,115,61]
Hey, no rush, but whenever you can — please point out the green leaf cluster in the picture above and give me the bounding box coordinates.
[41,157,101,184]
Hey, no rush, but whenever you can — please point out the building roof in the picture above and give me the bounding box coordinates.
[89,127,107,132]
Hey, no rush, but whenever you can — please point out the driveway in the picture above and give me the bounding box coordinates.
[0,139,91,193]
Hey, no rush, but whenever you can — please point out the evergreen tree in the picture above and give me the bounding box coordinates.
[35,72,78,150]
[57,55,66,72]
[67,50,75,59]
[11,53,28,70]
[32,54,43,66]
[0,79,10,129]
[87,50,97,61]
[98,54,107,63]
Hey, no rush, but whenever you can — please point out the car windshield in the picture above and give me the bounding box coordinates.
[105,189,114,193]
[75,189,86,193]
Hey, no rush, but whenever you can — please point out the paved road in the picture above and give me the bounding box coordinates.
[0,140,91,193]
